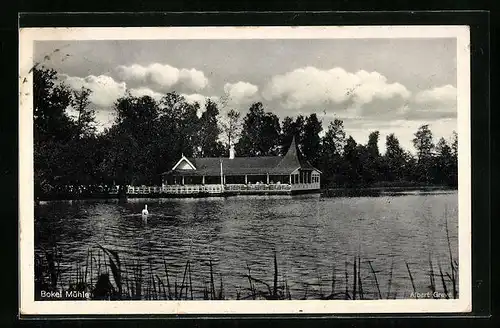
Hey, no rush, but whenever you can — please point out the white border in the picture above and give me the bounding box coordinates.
[19,26,471,315]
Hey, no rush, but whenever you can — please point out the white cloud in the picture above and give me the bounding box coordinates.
[147,63,180,88]
[59,73,127,108]
[181,93,221,117]
[262,66,411,110]
[223,81,259,106]
[400,84,457,120]
[414,84,457,109]
[116,63,208,92]
[179,68,209,90]
[114,64,149,81]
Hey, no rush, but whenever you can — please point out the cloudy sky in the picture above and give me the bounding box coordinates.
[34,38,457,153]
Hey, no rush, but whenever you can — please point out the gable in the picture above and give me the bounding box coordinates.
[172,156,196,170]
[178,160,195,170]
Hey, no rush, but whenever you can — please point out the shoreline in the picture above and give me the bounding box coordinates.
[35,185,457,202]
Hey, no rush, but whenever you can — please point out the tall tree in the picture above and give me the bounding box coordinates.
[33,67,74,142]
[110,94,161,185]
[33,67,75,196]
[198,99,224,157]
[235,102,281,156]
[329,119,347,155]
[363,131,381,183]
[412,124,435,183]
[294,115,306,153]
[279,115,306,155]
[160,93,200,158]
[220,109,241,153]
[434,137,455,185]
[383,133,406,181]
[280,116,296,156]
[71,86,96,139]
[302,114,323,166]
[413,124,434,163]
[341,136,362,186]
[451,131,458,158]
[450,131,458,186]
[367,131,380,158]
[319,119,346,186]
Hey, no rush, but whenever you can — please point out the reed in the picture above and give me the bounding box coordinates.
[386,256,394,299]
[344,261,349,299]
[302,284,308,300]
[445,215,458,299]
[405,261,417,299]
[97,244,122,299]
[331,264,336,297]
[352,256,357,300]
[317,271,324,298]
[428,254,436,298]
[218,274,224,300]
[273,251,278,298]
[34,245,459,301]
[357,257,364,300]
[246,261,256,300]
[438,262,450,299]
[163,257,172,299]
[188,261,194,300]
[150,259,157,300]
[179,260,189,300]
[209,259,215,300]
[367,260,382,299]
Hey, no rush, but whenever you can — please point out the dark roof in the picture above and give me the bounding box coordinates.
[163,137,320,176]
[271,137,316,174]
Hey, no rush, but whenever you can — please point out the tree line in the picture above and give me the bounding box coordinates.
[33,67,458,197]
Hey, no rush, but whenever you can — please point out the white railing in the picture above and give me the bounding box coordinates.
[126,182,319,195]
[225,184,292,192]
[127,185,224,195]
[127,186,163,194]
[161,185,223,194]
[291,182,321,190]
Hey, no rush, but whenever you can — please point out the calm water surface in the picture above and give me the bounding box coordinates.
[35,191,458,299]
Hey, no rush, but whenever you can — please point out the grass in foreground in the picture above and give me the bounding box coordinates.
[35,241,459,301]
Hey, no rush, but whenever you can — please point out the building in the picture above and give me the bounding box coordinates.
[159,137,321,196]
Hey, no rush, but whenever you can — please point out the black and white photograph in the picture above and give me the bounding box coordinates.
[19,26,471,315]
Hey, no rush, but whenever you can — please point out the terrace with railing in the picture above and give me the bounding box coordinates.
[126,183,298,195]
[127,185,224,195]
[224,183,292,192]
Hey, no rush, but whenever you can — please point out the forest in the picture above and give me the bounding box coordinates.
[33,66,458,198]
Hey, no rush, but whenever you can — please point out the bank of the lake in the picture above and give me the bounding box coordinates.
[35,184,457,202]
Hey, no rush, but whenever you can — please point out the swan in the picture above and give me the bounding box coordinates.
[141,204,149,217]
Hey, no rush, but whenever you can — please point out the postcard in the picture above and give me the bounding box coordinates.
[19,25,471,315]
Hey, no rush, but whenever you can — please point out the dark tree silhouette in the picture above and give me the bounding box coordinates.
[32,67,459,198]
[302,114,323,166]
[412,124,435,183]
[199,99,225,157]
[235,102,281,156]
[319,119,346,187]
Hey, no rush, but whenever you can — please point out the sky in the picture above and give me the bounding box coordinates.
[34,38,458,153]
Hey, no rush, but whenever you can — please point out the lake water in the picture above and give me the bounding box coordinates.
[34,191,459,300]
